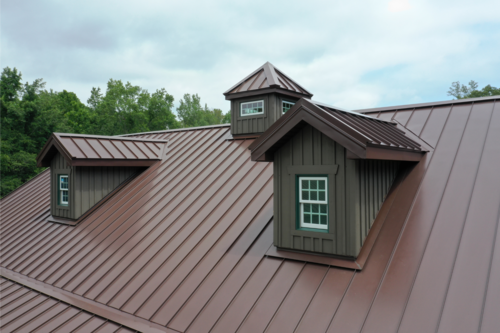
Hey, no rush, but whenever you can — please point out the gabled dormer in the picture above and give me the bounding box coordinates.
[36,133,167,224]
[224,62,313,138]
[249,98,426,260]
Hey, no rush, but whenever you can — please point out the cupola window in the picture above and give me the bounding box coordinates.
[241,100,264,116]
[299,176,328,230]
[59,175,69,206]
[282,101,295,113]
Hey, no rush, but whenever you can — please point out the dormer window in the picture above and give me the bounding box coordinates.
[299,176,328,230]
[282,101,295,113]
[59,175,69,206]
[241,100,264,116]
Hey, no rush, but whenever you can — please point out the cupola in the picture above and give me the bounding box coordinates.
[224,62,313,138]
[36,133,167,224]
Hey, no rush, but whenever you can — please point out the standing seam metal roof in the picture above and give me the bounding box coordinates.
[2,96,500,333]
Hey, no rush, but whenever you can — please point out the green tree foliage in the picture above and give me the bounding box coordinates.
[448,80,500,99]
[1,67,226,198]
[177,93,229,127]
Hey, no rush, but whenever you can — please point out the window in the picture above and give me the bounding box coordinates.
[298,176,328,230]
[59,175,69,205]
[241,100,264,116]
[282,101,295,113]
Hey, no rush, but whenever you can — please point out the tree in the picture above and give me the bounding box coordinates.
[448,81,500,99]
[177,93,230,127]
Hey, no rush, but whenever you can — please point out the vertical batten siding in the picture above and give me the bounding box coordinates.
[72,166,139,220]
[274,124,400,257]
[51,153,71,219]
[231,94,299,136]
[50,152,140,220]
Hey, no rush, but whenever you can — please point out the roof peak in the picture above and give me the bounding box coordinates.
[224,62,313,98]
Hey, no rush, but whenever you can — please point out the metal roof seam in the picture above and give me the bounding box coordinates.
[134,170,273,320]
[432,101,495,333]
[68,140,247,297]
[69,137,88,158]
[83,138,102,158]
[48,131,228,289]
[0,168,49,204]
[382,102,473,333]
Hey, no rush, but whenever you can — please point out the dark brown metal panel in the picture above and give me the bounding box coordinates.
[360,103,477,333]
[393,109,413,126]
[376,111,395,121]
[100,140,126,159]
[417,105,451,148]
[294,267,354,333]
[80,141,256,302]
[208,257,283,333]
[405,107,432,136]
[265,263,329,333]
[235,260,305,333]
[72,138,101,159]
[434,101,500,333]
[86,139,113,159]
[169,215,275,332]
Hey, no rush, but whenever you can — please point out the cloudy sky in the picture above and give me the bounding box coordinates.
[2,0,499,112]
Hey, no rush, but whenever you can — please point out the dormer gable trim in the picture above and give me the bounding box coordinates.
[36,133,168,168]
[249,99,426,162]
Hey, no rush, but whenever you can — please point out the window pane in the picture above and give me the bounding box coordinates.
[310,191,317,200]
[304,214,310,223]
[302,191,309,200]
[310,181,317,190]
[320,205,327,214]
[304,203,310,212]
[312,215,319,224]
[312,204,319,213]
[302,180,309,189]
[318,180,325,190]
[320,215,327,225]
[318,191,325,201]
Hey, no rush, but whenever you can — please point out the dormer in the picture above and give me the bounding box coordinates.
[249,98,426,260]
[36,133,167,224]
[224,62,313,138]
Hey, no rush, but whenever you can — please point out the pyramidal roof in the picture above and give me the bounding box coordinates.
[224,62,313,98]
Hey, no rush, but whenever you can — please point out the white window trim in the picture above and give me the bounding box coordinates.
[299,176,328,230]
[59,175,69,205]
[240,100,264,117]
[282,100,295,114]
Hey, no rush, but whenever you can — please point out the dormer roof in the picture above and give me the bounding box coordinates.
[224,62,313,100]
[36,133,168,167]
[249,98,425,162]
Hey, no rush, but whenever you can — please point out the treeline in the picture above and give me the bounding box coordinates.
[0,67,229,197]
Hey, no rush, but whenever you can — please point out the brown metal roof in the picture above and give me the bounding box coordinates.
[0,277,137,332]
[249,98,424,162]
[224,62,313,99]
[36,133,167,167]
[2,96,500,333]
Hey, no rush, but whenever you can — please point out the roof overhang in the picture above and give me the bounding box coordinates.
[36,133,168,167]
[249,99,426,162]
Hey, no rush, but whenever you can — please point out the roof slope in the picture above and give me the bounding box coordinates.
[224,62,313,99]
[37,133,167,167]
[0,277,137,332]
[250,98,424,162]
[2,96,500,333]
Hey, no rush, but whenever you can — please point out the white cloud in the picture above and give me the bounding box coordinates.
[1,0,499,111]
[388,0,412,12]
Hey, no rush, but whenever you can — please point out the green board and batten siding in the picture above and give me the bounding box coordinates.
[273,124,399,257]
[231,94,299,136]
[50,152,139,220]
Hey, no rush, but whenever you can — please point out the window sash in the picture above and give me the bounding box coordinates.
[282,101,295,114]
[298,176,328,230]
[59,175,69,205]
[240,100,264,116]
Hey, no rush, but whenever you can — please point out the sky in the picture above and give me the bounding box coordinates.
[2,0,500,112]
